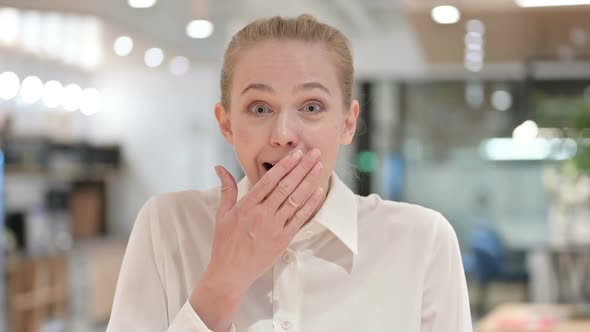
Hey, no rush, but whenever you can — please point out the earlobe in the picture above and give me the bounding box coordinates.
[214,103,234,145]
[340,100,360,145]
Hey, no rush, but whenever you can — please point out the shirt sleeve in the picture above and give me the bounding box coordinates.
[106,197,237,332]
[420,213,473,332]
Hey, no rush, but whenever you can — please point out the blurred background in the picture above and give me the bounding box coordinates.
[0,0,589,331]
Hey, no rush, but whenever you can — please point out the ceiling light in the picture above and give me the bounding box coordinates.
[0,71,20,100]
[169,56,190,76]
[0,7,20,46]
[63,83,83,111]
[516,0,590,7]
[80,88,101,116]
[186,20,214,39]
[466,19,485,34]
[144,47,164,68]
[20,76,44,104]
[431,5,461,25]
[465,32,483,46]
[42,80,63,108]
[128,0,157,9]
[114,36,133,56]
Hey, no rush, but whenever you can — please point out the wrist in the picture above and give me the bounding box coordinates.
[193,267,247,303]
[189,268,246,331]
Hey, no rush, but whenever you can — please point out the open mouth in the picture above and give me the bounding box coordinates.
[262,162,275,171]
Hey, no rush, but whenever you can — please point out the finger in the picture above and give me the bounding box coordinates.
[274,160,323,221]
[215,165,238,218]
[283,187,324,237]
[265,149,321,211]
[245,149,303,204]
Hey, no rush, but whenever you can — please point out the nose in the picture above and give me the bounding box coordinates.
[269,110,299,148]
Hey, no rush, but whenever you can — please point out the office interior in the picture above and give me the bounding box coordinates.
[0,1,590,331]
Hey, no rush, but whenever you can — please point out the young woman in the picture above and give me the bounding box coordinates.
[107,14,472,332]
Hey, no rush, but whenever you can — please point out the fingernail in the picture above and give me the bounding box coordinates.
[312,161,323,175]
[214,166,221,178]
[309,149,320,159]
[292,150,303,160]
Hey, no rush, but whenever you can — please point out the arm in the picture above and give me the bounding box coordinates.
[421,214,473,332]
[106,198,234,332]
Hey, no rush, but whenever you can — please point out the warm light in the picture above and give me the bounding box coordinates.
[80,88,101,116]
[114,36,133,56]
[431,5,461,25]
[0,71,20,100]
[516,0,590,7]
[79,17,103,70]
[169,56,190,76]
[186,20,214,39]
[63,83,83,111]
[144,47,164,68]
[41,12,62,59]
[20,76,44,104]
[42,80,63,108]
[62,15,83,66]
[0,7,20,46]
[21,11,42,54]
[491,90,513,111]
[128,0,157,9]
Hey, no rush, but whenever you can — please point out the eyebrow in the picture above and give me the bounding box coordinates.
[240,82,331,96]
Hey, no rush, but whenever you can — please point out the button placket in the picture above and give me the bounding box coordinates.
[273,249,300,332]
[281,320,292,330]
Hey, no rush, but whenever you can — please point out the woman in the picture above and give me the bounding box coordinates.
[107,14,472,332]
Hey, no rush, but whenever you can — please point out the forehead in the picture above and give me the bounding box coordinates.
[231,40,341,96]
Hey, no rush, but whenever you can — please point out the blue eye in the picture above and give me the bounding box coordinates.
[248,103,271,116]
[301,102,324,114]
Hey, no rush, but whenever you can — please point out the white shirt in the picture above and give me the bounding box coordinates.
[107,172,472,332]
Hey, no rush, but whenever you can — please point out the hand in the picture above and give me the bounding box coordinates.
[189,149,324,331]
[206,149,324,293]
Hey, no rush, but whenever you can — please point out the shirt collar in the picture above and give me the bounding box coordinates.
[236,171,358,254]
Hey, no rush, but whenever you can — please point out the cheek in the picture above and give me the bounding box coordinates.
[302,121,342,166]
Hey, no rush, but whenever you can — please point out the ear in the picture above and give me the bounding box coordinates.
[215,102,234,145]
[340,100,359,145]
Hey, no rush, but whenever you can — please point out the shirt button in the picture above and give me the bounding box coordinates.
[283,252,293,264]
[281,320,292,330]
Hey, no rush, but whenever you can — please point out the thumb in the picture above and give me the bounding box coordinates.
[214,165,238,216]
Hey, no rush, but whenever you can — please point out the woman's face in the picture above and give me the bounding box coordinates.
[215,40,359,194]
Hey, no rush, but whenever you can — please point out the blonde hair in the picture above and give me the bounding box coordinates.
[220,14,354,110]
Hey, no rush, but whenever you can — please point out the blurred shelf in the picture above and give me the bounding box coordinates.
[4,164,119,181]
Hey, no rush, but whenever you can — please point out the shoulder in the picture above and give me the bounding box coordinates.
[356,193,456,245]
[147,186,221,216]
[136,186,222,239]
